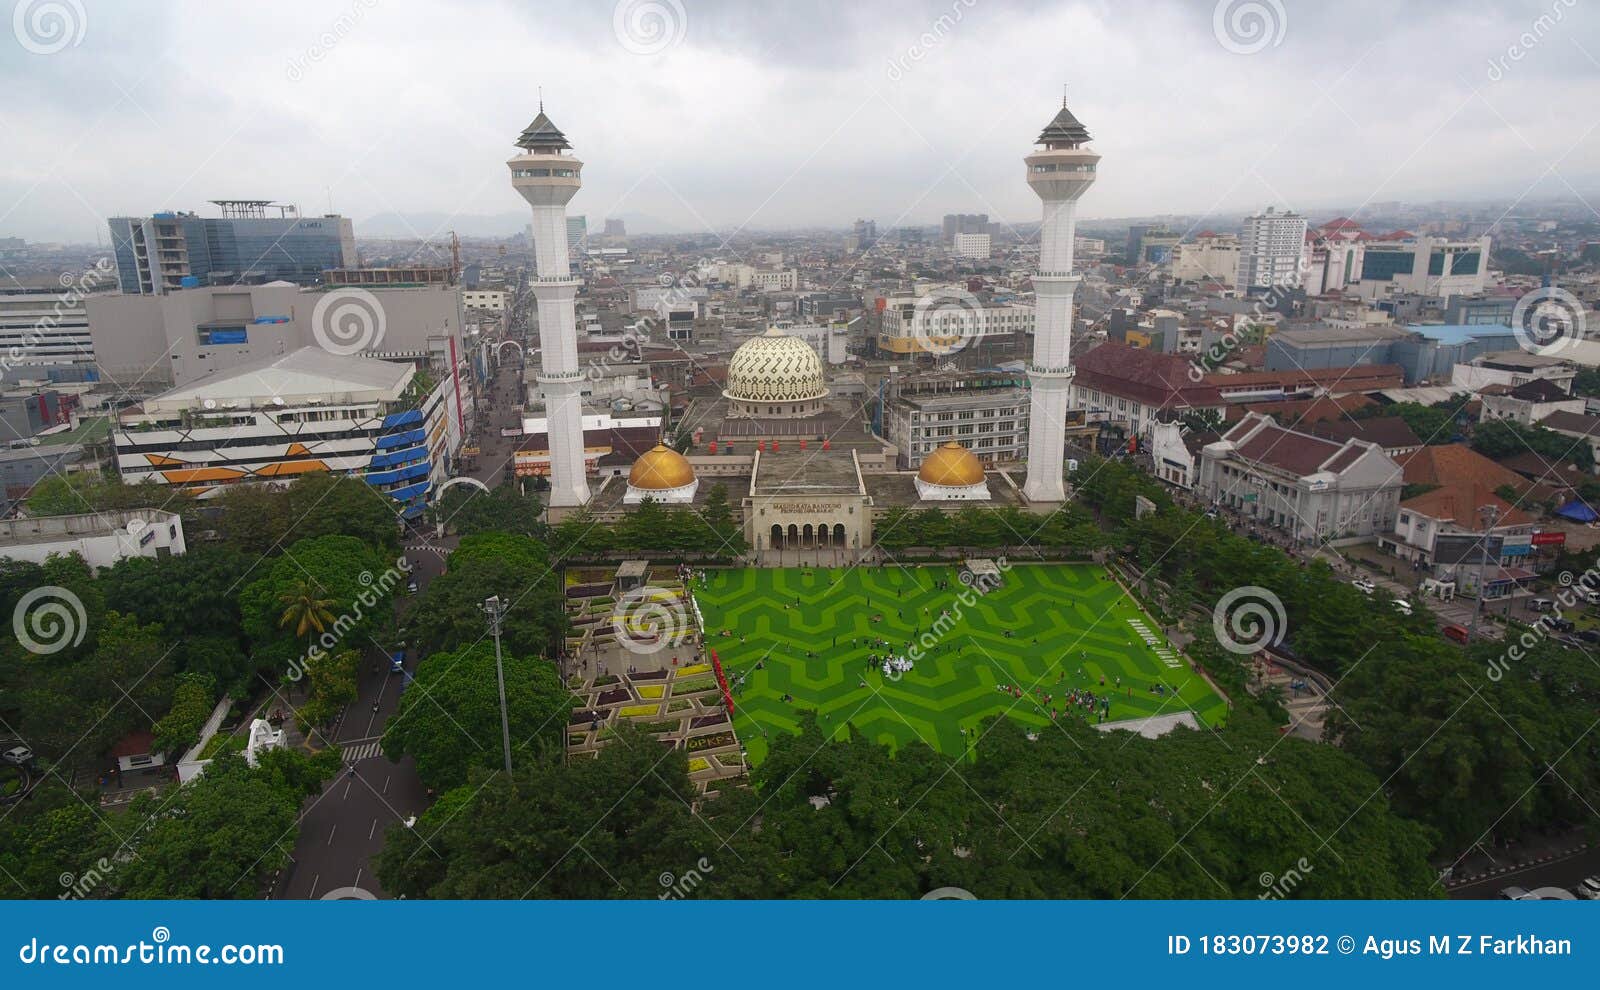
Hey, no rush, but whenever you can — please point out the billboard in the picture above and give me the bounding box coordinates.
[1433,533,1501,565]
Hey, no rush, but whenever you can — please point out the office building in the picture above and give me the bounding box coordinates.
[877,289,1033,356]
[954,232,992,259]
[880,371,1029,469]
[107,201,356,295]
[1236,207,1308,292]
[942,213,990,245]
[567,216,588,254]
[1169,232,1239,285]
[1355,233,1491,301]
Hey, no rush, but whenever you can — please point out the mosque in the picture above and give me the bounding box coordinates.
[509,95,1096,564]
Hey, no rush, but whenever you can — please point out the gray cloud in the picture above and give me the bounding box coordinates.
[0,0,1596,243]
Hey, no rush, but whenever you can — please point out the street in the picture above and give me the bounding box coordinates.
[273,350,524,899]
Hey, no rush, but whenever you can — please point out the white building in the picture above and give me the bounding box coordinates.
[751,269,798,292]
[1355,233,1490,301]
[1197,412,1404,540]
[112,347,468,518]
[878,289,1033,358]
[461,289,508,312]
[0,508,186,568]
[954,232,992,259]
[0,280,109,378]
[1236,207,1308,292]
[1169,232,1239,285]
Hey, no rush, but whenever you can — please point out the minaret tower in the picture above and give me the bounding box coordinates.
[1021,95,1099,505]
[509,103,589,507]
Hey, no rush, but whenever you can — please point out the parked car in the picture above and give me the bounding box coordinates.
[1529,598,1555,612]
[1352,578,1375,594]
[1392,598,1413,615]
[1442,624,1470,644]
[1498,885,1531,900]
[1580,630,1600,644]
[1,745,33,766]
[1547,617,1575,633]
[1576,876,1600,900]
[406,579,419,595]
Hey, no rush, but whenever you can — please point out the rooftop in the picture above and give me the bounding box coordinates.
[136,347,412,412]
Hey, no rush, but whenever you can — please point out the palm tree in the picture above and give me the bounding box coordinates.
[278,580,336,643]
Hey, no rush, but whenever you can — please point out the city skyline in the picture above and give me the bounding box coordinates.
[1,0,1597,244]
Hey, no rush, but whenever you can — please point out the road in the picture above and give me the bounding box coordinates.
[1448,844,1600,899]
[273,349,524,899]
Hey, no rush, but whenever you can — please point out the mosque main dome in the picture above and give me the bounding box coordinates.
[918,443,986,488]
[723,328,828,406]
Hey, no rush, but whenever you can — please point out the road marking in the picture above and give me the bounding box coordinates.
[383,774,391,794]
[309,874,320,899]
[369,818,378,839]
[327,824,338,846]
[343,740,384,763]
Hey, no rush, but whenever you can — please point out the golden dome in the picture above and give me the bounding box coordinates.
[918,443,986,488]
[628,443,696,490]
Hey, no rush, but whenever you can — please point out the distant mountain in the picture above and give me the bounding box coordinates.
[358,210,684,239]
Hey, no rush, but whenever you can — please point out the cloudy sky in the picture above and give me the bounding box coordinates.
[1,0,1597,243]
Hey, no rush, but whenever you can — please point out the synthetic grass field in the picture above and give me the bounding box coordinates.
[694,564,1228,764]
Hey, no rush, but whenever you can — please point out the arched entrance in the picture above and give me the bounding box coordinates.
[770,524,783,549]
[833,523,846,546]
[802,523,814,548]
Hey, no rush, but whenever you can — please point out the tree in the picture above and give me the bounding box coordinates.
[429,481,547,538]
[213,474,399,555]
[403,534,565,660]
[297,649,361,731]
[239,535,397,679]
[113,747,340,899]
[151,673,218,754]
[381,643,574,791]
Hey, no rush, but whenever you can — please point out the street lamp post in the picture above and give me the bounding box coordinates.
[483,595,515,776]
[1470,504,1501,644]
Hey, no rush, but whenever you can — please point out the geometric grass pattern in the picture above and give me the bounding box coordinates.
[695,564,1228,765]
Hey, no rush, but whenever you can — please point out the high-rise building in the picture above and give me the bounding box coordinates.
[603,218,626,237]
[1236,207,1308,292]
[847,218,878,253]
[1125,224,1153,264]
[510,106,589,508]
[566,215,588,254]
[941,213,989,245]
[1022,98,1097,505]
[107,202,356,295]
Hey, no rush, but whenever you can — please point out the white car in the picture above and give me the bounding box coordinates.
[1,745,32,766]
[1352,579,1375,594]
[1392,598,1413,615]
[1576,876,1600,900]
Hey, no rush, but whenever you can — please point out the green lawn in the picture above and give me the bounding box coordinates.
[694,564,1227,764]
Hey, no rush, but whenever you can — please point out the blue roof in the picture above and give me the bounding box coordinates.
[1406,323,1513,345]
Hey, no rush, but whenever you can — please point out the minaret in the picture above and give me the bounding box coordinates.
[509,103,589,507]
[1022,95,1099,505]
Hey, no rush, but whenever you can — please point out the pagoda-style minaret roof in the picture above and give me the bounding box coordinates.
[1036,101,1091,147]
[515,109,570,152]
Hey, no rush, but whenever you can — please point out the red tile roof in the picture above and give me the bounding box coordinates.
[1396,444,1529,492]
[1400,484,1533,527]
[1073,342,1225,408]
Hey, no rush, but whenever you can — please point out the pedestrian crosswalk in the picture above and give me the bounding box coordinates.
[341,740,385,763]
[1128,618,1181,669]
